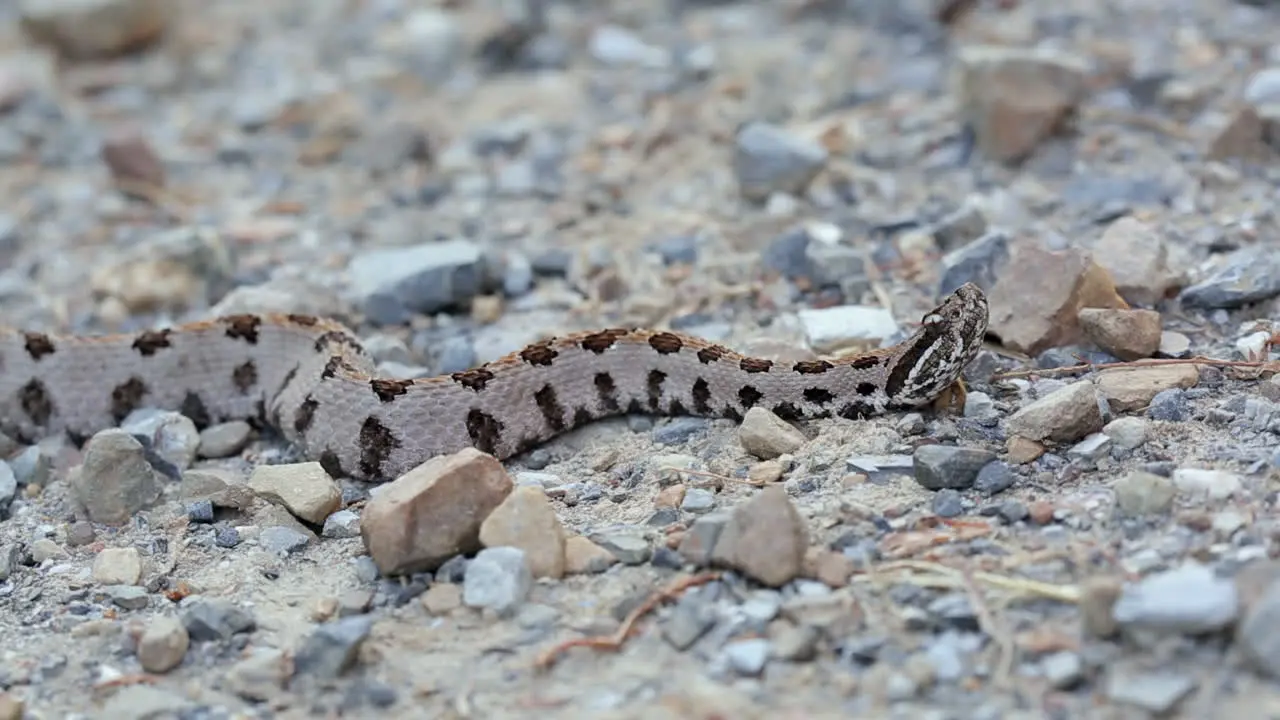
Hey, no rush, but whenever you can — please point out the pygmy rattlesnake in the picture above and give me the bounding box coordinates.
[0,283,989,482]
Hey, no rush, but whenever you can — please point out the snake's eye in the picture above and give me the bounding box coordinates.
[922,312,943,325]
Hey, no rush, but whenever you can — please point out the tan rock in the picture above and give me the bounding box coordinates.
[804,547,854,588]
[564,536,618,575]
[1091,217,1177,306]
[92,547,142,586]
[987,245,1128,356]
[20,0,174,60]
[711,486,809,587]
[1207,105,1271,162]
[420,583,463,615]
[136,615,189,673]
[953,45,1090,163]
[654,484,687,509]
[478,486,566,579]
[1096,365,1200,413]
[361,448,513,575]
[247,462,341,525]
[738,406,806,459]
[748,460,785,485]
[103,126,165,188]
[1079,576,1124,638]
[1005,381,1103,443]
[1005,436,1045,464]
[0,692,23,720]
[1078,308,1163,361]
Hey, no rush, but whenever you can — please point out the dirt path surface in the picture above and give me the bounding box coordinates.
[6,0,1280,718]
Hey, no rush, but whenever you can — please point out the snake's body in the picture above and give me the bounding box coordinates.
[0,284,989,482]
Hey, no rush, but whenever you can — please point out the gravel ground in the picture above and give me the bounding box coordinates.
[7,0,1280,718]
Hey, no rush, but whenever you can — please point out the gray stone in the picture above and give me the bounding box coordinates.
[1246,67,1280,107]
[913,445,997,490]
[1112,563,1239,634]
[939,230,1009,296]
[733,122,827,202]
[349,239,485,324]
[0,543,18,581]
[1113,471,1176,516]
[1180,245,1280,309]
[121,410,200,470]
[1103,417,1148,450]
[660,596,716,650]
[588,531,652,565]
[798,305,899,355]
[678,513,730,566]
[588,24,667,67]
[651,417,710,445]
[1104,671,1195,714]
[70,430,163,526]
[931,488,965,517]
[680,488,716,514]
[259,526,310,555]
[197,421,253,458]
[1042,650,1084,689]
[182,599,256,641]
[1147,388,1188,421]
[0,462,15,514]
[973,462,1015,496]
[1238,577,1280,678]
[293,615,374,678]
[723,638,771,676]
[322,510,362,539]
[1067,433,1112,462]
[106,585,150,610]
[462,547,532,616]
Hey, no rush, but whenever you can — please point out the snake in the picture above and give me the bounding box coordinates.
[0,283,989,482]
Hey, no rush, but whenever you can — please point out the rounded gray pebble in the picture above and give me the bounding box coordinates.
[652,417,709,445]
[187,499,215,523]
[973,461,1015,496]
[1147,389,1188,421]
[932,489,965,517]
[214,526,241,548]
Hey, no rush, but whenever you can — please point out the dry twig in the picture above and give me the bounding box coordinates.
[991,355,1278,381]
[660,465,762,489]
[534,572,721,671]
[958,567,1016,688]
[854,559,1081,604]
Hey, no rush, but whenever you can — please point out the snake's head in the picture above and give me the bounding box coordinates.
[884,282,990,407]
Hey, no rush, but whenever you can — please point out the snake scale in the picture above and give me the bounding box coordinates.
[0,283,989,482]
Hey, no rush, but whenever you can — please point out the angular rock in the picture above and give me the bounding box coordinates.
[92,547,142,586]
[1180,245,1280,309]
[360,448,513,575]
[463,546,532,616]
[1096,365,1200,413]
[1005,381,1104,443]
[987,245,1128,356]
[70,430,163,526]
[912,446,997,491]
[711,486,808,587]
[738,406,806,459]
[954,45,1090,163]
[1091,217,1176,306]
[733,121,828,201]
[1078,308,1162,361]
[248,462,341,525]
[137,615,189,673]
[478,485,566,579]
[19,0,173,60]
